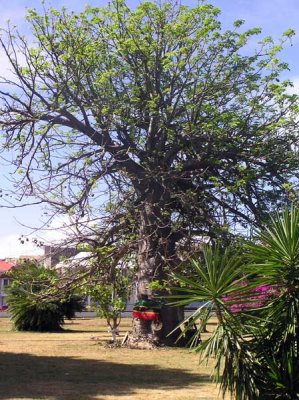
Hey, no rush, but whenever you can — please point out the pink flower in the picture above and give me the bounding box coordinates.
[223,282,277,313]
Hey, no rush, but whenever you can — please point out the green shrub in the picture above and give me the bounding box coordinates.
[6,262,84,331]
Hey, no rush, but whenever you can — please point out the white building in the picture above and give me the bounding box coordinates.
[0,260,14,310]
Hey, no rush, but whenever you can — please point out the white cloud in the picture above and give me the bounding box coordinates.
[0,49,19,82]
[0,214,71,259]
[0,233,43,258]
[0,32,32,82]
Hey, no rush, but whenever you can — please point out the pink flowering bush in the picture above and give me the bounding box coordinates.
[223,282,278,313]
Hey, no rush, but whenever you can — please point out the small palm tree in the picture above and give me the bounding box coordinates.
[245,206,299,399]
[171,206,299,400]
[170,244,258,400]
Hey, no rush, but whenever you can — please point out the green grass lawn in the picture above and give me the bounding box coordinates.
[0,317,224,400]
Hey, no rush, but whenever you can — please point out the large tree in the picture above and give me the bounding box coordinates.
[1,0,299,344]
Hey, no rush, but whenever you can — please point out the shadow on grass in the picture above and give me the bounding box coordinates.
[0,351,211,400]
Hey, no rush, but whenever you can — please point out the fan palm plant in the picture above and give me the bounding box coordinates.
[170,206,299,399]
[245,206,299,399]
[169,244,258,400]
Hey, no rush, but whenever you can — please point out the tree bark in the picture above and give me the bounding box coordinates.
[126,193,184,348]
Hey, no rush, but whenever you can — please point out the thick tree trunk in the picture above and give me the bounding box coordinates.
[126,196,184,348]
[158,304,184,345]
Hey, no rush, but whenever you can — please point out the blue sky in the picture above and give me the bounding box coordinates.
[0,0,299,257]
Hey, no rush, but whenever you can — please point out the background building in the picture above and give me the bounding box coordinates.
[0,260,14,310]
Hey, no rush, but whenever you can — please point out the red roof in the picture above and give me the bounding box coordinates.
[0,260,14,272]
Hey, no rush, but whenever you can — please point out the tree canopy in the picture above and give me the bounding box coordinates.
[1,0,299,323]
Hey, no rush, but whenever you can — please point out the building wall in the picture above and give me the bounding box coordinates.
[0,275,9,309]
[43,245,79,268]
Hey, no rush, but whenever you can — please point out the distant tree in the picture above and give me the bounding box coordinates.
[1,0,299,344]
[6,262,84,331]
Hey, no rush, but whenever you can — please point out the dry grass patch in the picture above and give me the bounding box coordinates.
[0,317,224,400]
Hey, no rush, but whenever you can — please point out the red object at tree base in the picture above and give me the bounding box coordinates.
[132,310,159,321]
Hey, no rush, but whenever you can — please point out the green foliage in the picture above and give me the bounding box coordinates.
[147,280,166,292]
[85,266,134,340]
[1,0,299,239]
[6,262,84,332]
[1,0,299,342]
[169,245,256,398]
[170,206,299,399]
[245,206,299,399]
